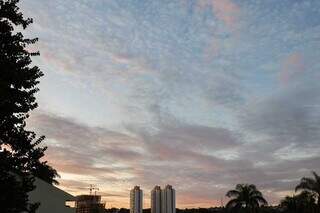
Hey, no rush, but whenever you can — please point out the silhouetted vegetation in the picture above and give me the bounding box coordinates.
[106,208,226,213]
[105,207,283,213]
[226,184,267,213]
[0,0,58,212]
[296,171,320,209]
[280,191,317,213]
[105,208,130,213]
[143,208,151,213]
[177,207,226,213]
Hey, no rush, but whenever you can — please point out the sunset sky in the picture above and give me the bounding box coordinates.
[21,0,320,208]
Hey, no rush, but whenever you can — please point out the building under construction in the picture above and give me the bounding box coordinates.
[75,195,105,213]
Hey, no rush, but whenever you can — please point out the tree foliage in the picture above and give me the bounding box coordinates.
[226,184,267,213]
[0,0,58,212]
[295,171,320,206]
[280,191,317,213]
[294,171,320,213]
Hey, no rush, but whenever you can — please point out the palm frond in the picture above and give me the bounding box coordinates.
[311,171,320,183]
[249,190,263,197]
[253,195,268,206]
[226,198,240,209]
[295,177,316,192]
[248,184,257,191]
[249,199,260,208]
[235,184,243,191]
[226,190,240,198]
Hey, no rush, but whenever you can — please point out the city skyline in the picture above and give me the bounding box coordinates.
[18,0,320,208]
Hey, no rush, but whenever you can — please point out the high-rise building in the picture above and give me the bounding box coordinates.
[151,186,162,213]
[130,186,143,213]
[161,185,176,213]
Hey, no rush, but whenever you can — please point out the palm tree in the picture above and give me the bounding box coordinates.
[280,195,298,213]
[280,191,316,213]
[296,171,320,209]
[226,184,267,213]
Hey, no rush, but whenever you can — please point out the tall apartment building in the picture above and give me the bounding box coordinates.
[151,186,162,213]
[161,185,176,213]
[151,185,176,213]
[130,186,143,213]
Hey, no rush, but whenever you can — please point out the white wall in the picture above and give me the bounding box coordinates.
[29,177,76,213]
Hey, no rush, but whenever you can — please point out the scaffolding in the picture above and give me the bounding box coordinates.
[75,195,106,213]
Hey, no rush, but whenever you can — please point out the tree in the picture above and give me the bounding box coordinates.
[0,0,58,212]
[295,171,320,212]
[280,191,316,213]
[226,184,268,213]
[280,195,298,213]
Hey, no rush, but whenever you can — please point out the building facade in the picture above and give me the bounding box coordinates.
[130,186,143,213]
[151,186,162,213]
[161,185,176,213]
[151,185,176,213]
[75,195,105,213]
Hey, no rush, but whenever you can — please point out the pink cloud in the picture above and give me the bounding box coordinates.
[42,51,75,73]
[198,0,241,31]
[211,0,241,30]
[279,52,305,84]
[110,53,152,75]
[199,0,242,61]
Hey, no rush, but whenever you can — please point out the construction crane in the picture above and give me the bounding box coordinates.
[89,184,99,195]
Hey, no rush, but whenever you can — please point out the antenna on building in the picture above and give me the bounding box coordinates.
[220,197,224,208]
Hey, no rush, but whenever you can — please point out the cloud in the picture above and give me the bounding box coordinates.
[27,111,247,206]
[279,53,305,84]
[148,123,239,150]
[198,0,241,31]
[242,77,320,147]
[27,105,320,207]
[27,112,144,174]
[211,0,241,31]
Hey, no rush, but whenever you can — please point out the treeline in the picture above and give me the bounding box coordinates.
[105,207,280,213]
[104,206,307,213]
[222,171,320,213]
[106,208,229,213]
[105,208,225,213]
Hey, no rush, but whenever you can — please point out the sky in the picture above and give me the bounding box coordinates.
[19,0,320,208]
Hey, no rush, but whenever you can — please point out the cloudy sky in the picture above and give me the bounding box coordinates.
[20,0,320,208]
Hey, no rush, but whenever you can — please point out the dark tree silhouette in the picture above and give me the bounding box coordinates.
[226,184,267,213]
[0,0,58,212]
[295,171,320,211]
[280,191,317,213]
[280,195,298,213]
